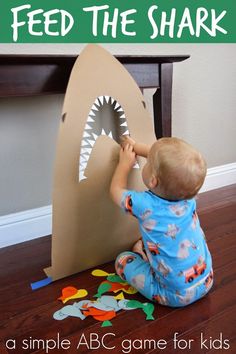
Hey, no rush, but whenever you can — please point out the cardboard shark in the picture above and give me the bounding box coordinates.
[44,45,156,281]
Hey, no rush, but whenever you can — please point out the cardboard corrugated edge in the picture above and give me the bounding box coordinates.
[44,44,156,281]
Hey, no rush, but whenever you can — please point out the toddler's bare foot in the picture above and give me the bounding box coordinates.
[132,239,148,261]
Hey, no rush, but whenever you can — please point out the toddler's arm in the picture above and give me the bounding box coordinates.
[120,136,150,158]
[110,144,136,207]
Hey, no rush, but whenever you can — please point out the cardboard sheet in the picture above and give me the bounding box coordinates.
[44,44,156,281]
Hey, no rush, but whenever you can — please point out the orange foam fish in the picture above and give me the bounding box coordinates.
[58,286,78,301]
[58,286,88,304]
[82,304,116,322]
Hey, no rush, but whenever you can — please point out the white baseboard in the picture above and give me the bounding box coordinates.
[199,162,236,193]
[0,205,52,248]
[0,162,236,248]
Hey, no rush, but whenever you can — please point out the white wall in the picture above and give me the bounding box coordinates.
[0,95,63,215]
[0,44,235,216]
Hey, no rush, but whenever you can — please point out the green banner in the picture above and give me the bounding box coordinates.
[0,0,235,43]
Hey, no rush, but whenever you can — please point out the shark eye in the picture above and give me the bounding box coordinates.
[79,95,132,182]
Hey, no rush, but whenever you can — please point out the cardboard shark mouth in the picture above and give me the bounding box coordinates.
[79,95,138,182]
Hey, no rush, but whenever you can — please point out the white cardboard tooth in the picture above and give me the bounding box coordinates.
[95,98,100,107]
[119,114,126,119]
[81,140,89,146]
[87,116,95,123]
[79,172,87,181]
[120,121,128,127]
[81,148,89,154]
[122,130,130,135]
[99,96,104,105]
[92,104,99,111]
[92,133,98,140]
[88,139,96,147]
[114,102,120,110]
[80,156,87,163]
[111,98,114,104]
[79,165,85,172]
[81,154,89,161]
[85,124,93,130]
[105,96,110,104]
[117,107,123,112]
[84,147,92,154]
[133,162,140,169]
[80,161,87,170]
[101,129,106,136]
[108,131,113,139]
[89,110,96,116]
[83,131,91,138]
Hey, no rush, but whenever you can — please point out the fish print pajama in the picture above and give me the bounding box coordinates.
[115,190,213,307]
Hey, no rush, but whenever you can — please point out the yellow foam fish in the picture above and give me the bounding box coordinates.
[91,269,115,277]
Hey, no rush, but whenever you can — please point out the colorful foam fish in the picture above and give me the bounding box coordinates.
[94,280,137,298]
[82,303,116,327]
[92,269,126,284]
[53,268,155,327]
[91,269,114,277]
[126,300,155,320]
[58,286,88,304]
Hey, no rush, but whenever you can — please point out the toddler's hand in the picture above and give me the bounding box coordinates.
[120,135,136,149]
[119,144,136,170]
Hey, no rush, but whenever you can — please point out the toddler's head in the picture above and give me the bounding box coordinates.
[142,137,207,200]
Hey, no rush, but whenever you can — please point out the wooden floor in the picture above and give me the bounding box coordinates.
[1,184,236,354]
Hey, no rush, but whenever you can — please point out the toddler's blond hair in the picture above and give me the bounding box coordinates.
[149,137,207,200]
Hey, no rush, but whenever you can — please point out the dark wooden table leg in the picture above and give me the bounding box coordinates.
[153,63,173,138]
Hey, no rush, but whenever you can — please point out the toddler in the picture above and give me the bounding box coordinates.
[110,137,213,307]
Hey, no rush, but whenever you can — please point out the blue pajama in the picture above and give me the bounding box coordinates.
[115,190,213,307]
